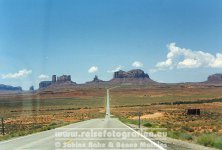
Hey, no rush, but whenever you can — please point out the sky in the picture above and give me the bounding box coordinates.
[0,0,222,90]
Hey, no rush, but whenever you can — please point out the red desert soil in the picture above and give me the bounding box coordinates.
[130,112,164,119]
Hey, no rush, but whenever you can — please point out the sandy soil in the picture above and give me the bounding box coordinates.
[131,112,164,119]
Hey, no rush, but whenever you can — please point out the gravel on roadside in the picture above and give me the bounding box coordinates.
[128,124,218,150]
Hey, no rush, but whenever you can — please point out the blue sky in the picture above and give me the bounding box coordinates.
[0,0,222,90]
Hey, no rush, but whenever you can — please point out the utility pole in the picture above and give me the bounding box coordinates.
[138,112,141,129]
[1,117,4,135]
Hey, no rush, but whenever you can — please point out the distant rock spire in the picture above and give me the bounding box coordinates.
[39,74,72,89]
[29,86,34,91]
[93,75,99,82]
[52,75,56,83]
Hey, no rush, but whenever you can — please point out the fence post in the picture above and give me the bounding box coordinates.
[138,112,141,129]
[1,117,4,135]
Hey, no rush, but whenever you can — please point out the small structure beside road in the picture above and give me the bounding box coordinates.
[187,109,200,115]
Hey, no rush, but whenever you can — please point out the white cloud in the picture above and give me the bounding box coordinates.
[38,74,49,79]
[107,65,124,73]
[88,66,98,73]
[152,43,222,72]
[1,69,32,79]
[132,61,143,68]
[156,59,173,68]
[177,59,199,68]
[210,53,222,68]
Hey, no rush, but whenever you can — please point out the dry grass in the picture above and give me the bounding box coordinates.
[0,97,105,141]
[111,102,222,149]
[0,84,222,148]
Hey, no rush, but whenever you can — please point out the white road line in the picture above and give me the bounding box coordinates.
[107,87,165,149]
[119,121,166,150]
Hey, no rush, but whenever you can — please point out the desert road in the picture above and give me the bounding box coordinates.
[0,118,166,150]
[0,89,166,150]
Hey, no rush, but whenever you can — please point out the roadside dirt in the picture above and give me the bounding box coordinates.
[128,124,218,150]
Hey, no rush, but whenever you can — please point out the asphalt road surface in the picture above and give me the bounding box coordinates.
[0,89,166,150]
[106,89,110,118]
[0,118,166,150]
